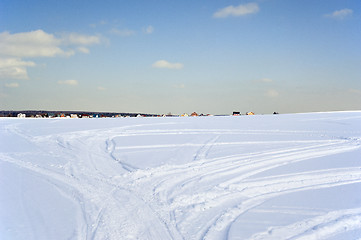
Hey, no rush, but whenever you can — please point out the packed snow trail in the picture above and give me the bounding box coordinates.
[1,112,361,239]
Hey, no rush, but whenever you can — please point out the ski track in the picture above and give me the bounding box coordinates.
[1,117,361,239]
[248,208,361,240]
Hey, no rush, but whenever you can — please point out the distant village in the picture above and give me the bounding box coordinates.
[0,110,278,118]
[0,110,155,118]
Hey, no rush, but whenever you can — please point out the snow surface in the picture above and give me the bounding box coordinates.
[1,111,361,240]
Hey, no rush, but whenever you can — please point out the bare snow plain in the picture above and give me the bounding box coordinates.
[1,111,361,240]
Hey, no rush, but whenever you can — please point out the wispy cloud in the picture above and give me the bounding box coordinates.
[349,88,361,94]
[110,28,136,37]
[266,89,279,98]
[325,8,353,19]
[253,78,273,84]
[173,84,185,89]
[0,58,35,80]
[261,78,273,83]
[62,33,101,46]
[77,47,90,54]
[152,60,184,69]
[90,20,107,28]
[144,25,154,34]
[97,86,106,91]
[58,79,78,86]
[5,82,19,88]
[213,3,259,18]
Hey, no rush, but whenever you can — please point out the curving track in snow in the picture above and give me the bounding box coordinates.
[1,112,361,239]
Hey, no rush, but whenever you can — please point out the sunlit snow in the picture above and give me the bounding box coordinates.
[1,111,361,239]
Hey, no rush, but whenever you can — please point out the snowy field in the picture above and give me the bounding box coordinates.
[1,111,361,240]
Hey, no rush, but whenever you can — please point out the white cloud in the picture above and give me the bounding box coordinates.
[266,89,279,98]
[152,60,184,69]
[144,25,154,34]
[0,30,101,58]
[77,47,90,54]
[58,79,78,86]
[325,8,353,19]
[5,82,19,88]
[0,30,66,58]
[0,30,101,80]
[97,86,106,91]
[110,28,136,37]
[213,3,259,18]
[0,58,35,80]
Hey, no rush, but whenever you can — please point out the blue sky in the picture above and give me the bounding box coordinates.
[1,0,360,114]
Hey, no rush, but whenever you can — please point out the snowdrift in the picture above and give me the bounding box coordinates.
[1,111,361,239]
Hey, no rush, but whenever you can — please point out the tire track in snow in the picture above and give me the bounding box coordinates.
[248,208,361,240]
[117,136,360,240]
[2,123,179,239]
[136,140,355,204]
[52,125,178,239]
[106,138,137,172]
[113,140,333,151]
[3,119,361,239]
[201,168,361,239]
[193,136,219,161]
